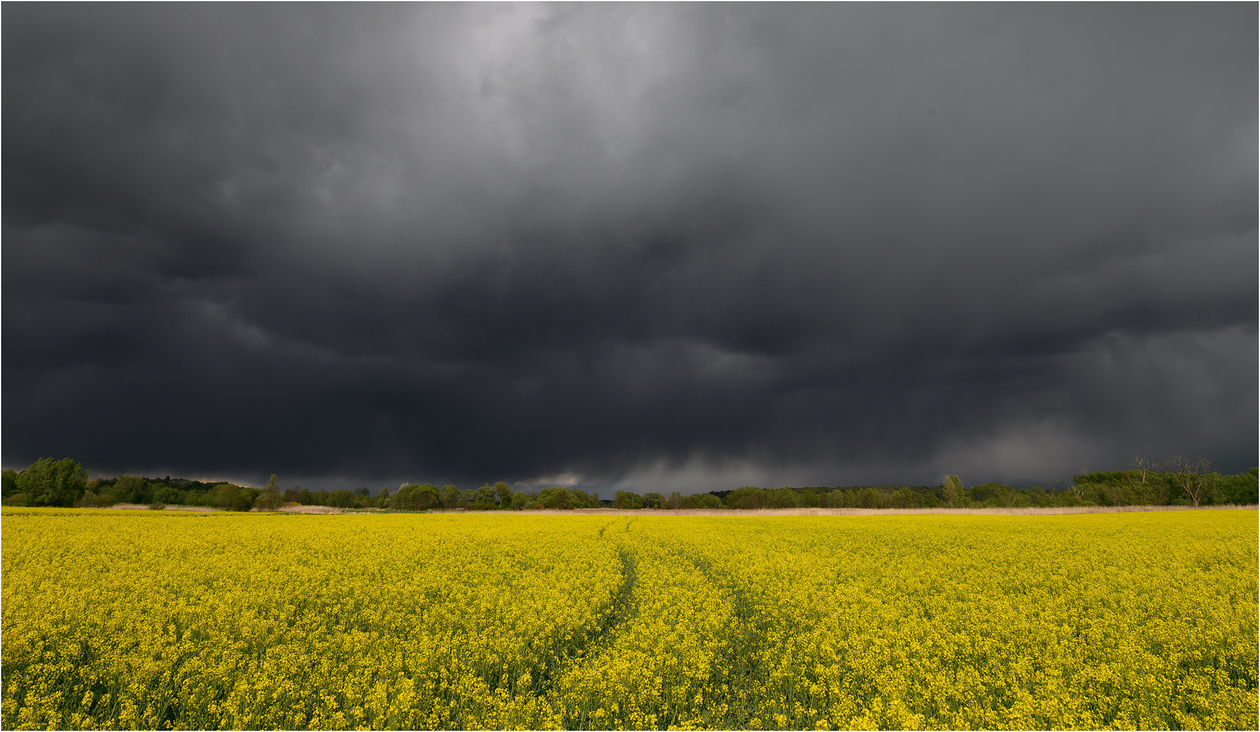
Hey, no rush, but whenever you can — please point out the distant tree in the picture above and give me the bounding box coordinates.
[394,483,442,511]
[75,488,115,508]
[254,474,284,511]
[537,487,573,510]
[417,484,442,510]
[1066,478,1086,504]
[997,484,1022,508]
[768,487,801,508]
[1133,457,1154,486]
[471,484,498,510]
[1216,468,1259,505]
[1026,485,1051,507]
[379,487,392,509]
[561,488,593,508]
[1,469,17,498]
[110,475,150,504]
[942,475,966,508]
[888,488,916,509]
[328,490,361,509]
[354,486,371,497]
[723,487,764,509]
[208,482,253,511]
[181,487,207,505]
[510,492,532,510]
[152,482,180,505]
[79,480,110,507]
[1114,461,1161,505]
[852,487,880,508]
[969,483,1013,506]
[494,481,513,507]
[17,458,88,507]
[824,489,847,508]
[439,484,463,510]
[688,493,722,509]
[797,488,826,508]
[613,490,643,509]
[1164,456,1214,507]
[641,492,664,509]
[392,484,418,511]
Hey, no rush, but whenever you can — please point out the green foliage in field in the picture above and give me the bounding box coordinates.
[1,510,1255,730]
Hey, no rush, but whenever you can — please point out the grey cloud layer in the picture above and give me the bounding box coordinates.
[4,4,1255,491]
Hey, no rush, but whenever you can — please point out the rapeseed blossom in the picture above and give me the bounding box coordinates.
[2,509,1255,729]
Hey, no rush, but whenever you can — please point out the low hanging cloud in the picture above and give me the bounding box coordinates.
[3,4,1255,492]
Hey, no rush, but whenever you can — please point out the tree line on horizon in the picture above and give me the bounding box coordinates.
[1,457,1256,512]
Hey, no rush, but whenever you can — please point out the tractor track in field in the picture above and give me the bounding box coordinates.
[685,550,771,729]
[516,519,641,722]
[545,521,643,729]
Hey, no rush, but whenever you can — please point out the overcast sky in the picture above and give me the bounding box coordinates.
[4,4,1256,494]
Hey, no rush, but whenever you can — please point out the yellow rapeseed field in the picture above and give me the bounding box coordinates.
[2,509,1255,730]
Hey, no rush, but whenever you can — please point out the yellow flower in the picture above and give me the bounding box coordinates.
[1,508,1256,731]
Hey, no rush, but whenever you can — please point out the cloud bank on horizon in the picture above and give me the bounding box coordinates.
[3,4,1256,494]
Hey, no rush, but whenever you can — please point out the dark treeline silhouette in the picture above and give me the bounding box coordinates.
[2,458,1256,511]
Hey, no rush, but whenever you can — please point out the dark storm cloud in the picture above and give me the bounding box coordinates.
[4,4,1255,492]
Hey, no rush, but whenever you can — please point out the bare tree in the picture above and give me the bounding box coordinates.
[1125,456,1159,504]
[1164,456,1213,507]
[1133,456,1154,485]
